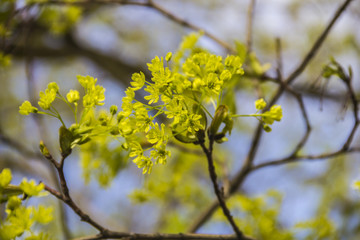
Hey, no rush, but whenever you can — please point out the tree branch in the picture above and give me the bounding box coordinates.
[74,232,255,240]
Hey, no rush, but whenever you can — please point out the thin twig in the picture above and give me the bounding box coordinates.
[251,147,360,171]
[340,69,359,150]
[199,140,243,239]
[246,0,256,53]
[275,38,283,81]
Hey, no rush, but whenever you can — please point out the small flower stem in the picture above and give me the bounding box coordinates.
[74,104,78,124]
[231,113,263,118]
[37,111,58,118]
[51,106,66,127]
[57,94,74,112]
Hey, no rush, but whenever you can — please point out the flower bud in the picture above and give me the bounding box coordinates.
[66,90,80,103]
[165,52,172,62]
[110,105,118,115]
[48,82,59,93]
[255,98,266,110]
[263,124,272,132]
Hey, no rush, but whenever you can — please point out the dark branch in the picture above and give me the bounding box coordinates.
[74,232,255,240]
[252,147,360,171]
[199,140,244,239]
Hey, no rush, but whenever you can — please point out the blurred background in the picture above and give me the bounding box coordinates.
[1,0,360,239]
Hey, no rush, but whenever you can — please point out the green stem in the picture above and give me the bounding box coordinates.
[57,94,74,112]
[37,111,58,118]
[51,106,66,127]
[80,108,90,124]
[231,113,263,118]
[74,104,78,124]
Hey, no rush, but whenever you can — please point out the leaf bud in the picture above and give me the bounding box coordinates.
[255,98,266,110]
[59,126,73,157]
[39,141,51,158]
[209,105,228,138]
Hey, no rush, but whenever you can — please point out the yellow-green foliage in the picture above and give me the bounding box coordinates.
[295,213,338,240]
[0,169,53,240]
[214,190,294,240]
